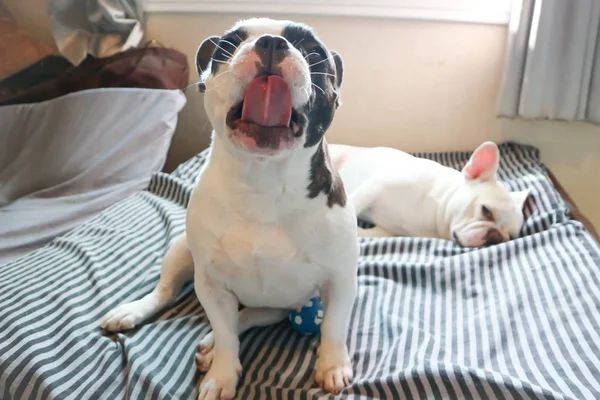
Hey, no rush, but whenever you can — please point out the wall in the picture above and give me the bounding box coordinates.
[5,2,599,230]
[148,14,508,167]
[147,13,600,232]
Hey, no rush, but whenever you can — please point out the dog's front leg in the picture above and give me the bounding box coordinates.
[194,269,241,400]
[316,272,357,394]
[195,308,288,372]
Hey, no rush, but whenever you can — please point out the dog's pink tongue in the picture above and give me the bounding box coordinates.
[241,75,292,127]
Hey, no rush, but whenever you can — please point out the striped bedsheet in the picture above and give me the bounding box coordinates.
[1,142,599,400]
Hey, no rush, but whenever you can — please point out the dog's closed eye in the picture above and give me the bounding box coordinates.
[481,205,495,222]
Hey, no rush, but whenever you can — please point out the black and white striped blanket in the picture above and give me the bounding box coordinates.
[1,142,599,400]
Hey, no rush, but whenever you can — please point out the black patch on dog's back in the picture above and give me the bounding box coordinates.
[307,140,346,208]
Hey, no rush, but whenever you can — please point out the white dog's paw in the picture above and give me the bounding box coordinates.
[198,331,215,353]
[197,355,241,400]
[195,349,214,372]
[195,333,215,372]
[100,301,148,332]
[315,341,353,395]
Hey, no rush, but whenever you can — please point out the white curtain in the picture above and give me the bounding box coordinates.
[498,0,600,123]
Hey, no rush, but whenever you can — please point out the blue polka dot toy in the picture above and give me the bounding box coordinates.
[288,297,324,335]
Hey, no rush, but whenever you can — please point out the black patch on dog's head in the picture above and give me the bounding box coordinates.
[330,50,344,89]
[307,139,346,208]
[211,27,248,74]
[282,23,343,148]
[196,35,219,76]
[195,27,248,76]
[282,22,345,206]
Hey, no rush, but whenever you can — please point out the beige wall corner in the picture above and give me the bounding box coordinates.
[500,119,600,231]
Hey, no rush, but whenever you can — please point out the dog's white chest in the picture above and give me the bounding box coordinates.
[201,215,326,309]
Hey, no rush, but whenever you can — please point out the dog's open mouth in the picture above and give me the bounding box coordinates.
[226,75,302,153]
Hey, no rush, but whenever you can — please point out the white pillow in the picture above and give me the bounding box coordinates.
[0,88,186,265]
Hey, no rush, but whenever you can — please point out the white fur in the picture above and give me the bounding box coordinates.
[101,18,358,400]
[329,142,530,247]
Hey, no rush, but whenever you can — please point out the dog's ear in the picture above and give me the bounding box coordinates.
[463,141,500,181]
[195,35,220,76]
[331,50,344,89]
[510,188,532,213]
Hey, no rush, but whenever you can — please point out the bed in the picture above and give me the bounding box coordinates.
[1,142,599,400]
[0,6,190,265]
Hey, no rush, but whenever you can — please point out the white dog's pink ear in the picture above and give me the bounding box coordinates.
[463,141,500,181]
[510,188,531,212]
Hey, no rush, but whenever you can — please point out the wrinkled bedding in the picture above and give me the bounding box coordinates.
[0,88,186,265]
[1,142,599,400]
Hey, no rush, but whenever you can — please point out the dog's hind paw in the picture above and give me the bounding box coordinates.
[195,332,215,372]
[198,331,215,353]
[195,350,214,372]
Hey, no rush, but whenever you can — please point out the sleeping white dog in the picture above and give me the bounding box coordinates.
[101,18,358,400]
[329,142,530,247]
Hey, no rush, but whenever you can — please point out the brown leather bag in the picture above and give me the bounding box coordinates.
[0,45,189,106]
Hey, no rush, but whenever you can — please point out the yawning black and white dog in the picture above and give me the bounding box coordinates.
[101,18,358,400]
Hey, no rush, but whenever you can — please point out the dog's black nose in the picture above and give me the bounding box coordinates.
[256,35,288,51]
[255,34,288,73]
[485,228,504,246]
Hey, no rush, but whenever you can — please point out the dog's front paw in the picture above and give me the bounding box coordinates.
[100,301,148,332]
[315,340,352,395]
[198,351,241,400]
